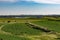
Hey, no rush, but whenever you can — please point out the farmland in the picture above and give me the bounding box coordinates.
[0,17,60,40]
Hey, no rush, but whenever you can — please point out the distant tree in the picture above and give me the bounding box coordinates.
[7,21,10,23]
[15,20,16,22]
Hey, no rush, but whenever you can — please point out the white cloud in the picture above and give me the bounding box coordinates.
[30,0,60,4]
[0,0,60,4]
[24,0,60,4]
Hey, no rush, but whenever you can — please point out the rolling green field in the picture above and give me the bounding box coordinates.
[0,34,30,40]
[2,23,42,35]
[0,17,60,40]
[32,20,60,32]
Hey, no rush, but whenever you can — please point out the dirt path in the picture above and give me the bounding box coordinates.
[17,33,57,40]
[0,23,13,35]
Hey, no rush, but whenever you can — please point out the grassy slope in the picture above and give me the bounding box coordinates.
[0,18,60,40]
[0,34,30,40]
[0,23,4,27]
[2,23,43,35]
[32,20,60,32]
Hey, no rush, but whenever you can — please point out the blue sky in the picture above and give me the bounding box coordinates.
[0,0,60,15]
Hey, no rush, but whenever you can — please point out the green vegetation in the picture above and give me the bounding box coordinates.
[2,23,42,35]
[0,34,30,40]
[0,23,4,27]
[0,17,60,40]
[32,20,60,32]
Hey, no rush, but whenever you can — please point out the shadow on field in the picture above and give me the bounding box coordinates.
[25,22,52,33]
